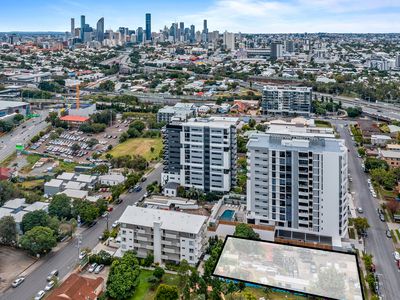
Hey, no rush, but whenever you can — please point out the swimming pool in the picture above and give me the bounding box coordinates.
[219,209,235,221]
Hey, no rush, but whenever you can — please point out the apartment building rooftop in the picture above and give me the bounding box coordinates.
[119,206,207,234]
[267,124,335,138]
[185,116,239,128]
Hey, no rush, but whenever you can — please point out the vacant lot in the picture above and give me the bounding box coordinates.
[130,270,179,300]
[0,247,35,292]
[108,138,162,161]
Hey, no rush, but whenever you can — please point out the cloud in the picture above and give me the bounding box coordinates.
[181,0,400,33]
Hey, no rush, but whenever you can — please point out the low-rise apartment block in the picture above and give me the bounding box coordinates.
[117,206,208,266]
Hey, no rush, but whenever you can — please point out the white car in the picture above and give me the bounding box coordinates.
[394,251,400,261]
[44,280,55,291]
[88,263,98,273]
[34,290,46,300]
[11,277,25,288]
[112,221,119,228]
[78,251,87,260]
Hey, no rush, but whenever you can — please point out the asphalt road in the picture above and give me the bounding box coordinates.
[2,164,163,300]
[0,110,49,162]
[334,120,400,299]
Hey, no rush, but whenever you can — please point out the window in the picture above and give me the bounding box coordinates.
[189,256,194,261]
[189,248,194,253]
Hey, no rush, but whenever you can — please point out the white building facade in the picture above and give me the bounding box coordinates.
[246,127,348,247]
[118,206,207,266]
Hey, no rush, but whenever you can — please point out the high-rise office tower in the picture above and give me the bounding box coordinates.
[80,15,85,41]
[270,41,283,59]
[71,18,75,36]
[179,22,185,37]
[137,27,144,43]
[202,20,208,42]
[261,86,312,116]
[223,31,235,51]
[145,13,151,41]
[161,117,238,193]
[396,54,400,68]
[96,17,105,43]
[285,40,295,53]
[190,25,195,43]
[246,125,348,247]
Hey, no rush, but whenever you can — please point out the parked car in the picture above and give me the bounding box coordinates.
[133,185,142,192]
[44,280,55,291]
[11,277,25,288]
[79,251,87,260]
[47,270,58,281]
[94,264,105,274]
[112,221,119,228]
[34,290,46,300]
[102,211,109,218]
[386,230,392,238]
[379,214,385,222]
[357,207,363,214]
[88,263,98,273]
[393,251,400,261]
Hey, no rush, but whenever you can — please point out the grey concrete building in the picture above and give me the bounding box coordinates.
[261,86,312,116]
[161,117,238,193]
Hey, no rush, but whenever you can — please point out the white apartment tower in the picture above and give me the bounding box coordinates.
[161,117,238,193]
[223,31,235,51]
[246,126,348,247]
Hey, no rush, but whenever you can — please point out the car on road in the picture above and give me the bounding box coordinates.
[377,208,383,215]
[44,280,55,291]
[133,185,142,192]
[88,263,98,273]
[112,221,119,228]
[115,198,123,204]
[34,290,46,300]
[379,214,385,222]
[47,270,58,281]
[141,176,147,182]
[357,207,363,213]
[386,230,392,238]
[394,251,400,261]
[11,277,25,288]
[102,211,109,218]
[79,251,87,260]
[94,264,105,274]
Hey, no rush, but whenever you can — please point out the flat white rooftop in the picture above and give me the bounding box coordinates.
[118,206,207,234]
[214,237,363,300]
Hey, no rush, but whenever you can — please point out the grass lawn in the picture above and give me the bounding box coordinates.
[108,138,162,161]
[130,270,180,300]
[315,120,332,128]
[20,179,44,190]
[57,161,78,172]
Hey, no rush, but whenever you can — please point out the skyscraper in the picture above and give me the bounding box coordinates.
[80,15,85,41]
[179,22,184,37]
[137,27,144,43]
[145,13,151,41]
[96,17,104,43]
[271,41,283,59]
[202,19,208,42]
[190,25,195,43]
[223,31,235,51]
[71,18,75,36]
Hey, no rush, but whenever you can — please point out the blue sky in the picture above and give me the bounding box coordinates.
[1,0,400,33]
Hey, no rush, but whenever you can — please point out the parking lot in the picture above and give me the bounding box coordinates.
[29,118,130,163]
[0,247,35,293]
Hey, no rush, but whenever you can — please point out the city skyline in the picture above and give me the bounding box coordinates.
[1,0,400,33]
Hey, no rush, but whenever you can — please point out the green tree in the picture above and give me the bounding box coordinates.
[48,194,72,219]
[155,284,179,300]
[99,80,115,92]
[106,251,140,300]
[0,181,22,206]
[20,226,57,256]
[143,252,154,267]
[0,216,17,246]
[21,210,50,233]
[72,199,99,224]
[153,266,165,279]
[130,120,146,133]
[234,223,259,240]
[365,158,388,172]
[353,217,370,234]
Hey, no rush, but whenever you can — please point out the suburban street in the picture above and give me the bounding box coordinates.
[334,120,400,300]
[0,109,49,162]
[2,164,163,300]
